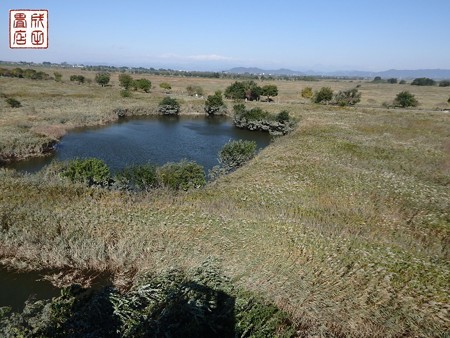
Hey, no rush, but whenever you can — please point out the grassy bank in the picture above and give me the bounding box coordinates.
[0,71,449,336]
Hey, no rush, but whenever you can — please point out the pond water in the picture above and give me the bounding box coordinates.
[0,267,61,311]
[5,115,272,173]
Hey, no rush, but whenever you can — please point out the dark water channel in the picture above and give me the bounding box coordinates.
[0,267,61,311]
[1,115,271,311]
[6,115,272,173]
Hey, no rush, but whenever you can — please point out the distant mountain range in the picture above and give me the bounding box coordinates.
[225,67,450,79]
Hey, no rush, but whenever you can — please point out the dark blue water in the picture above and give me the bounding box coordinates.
[5,115,271,173]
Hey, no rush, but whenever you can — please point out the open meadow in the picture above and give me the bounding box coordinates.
[0,66,449,336]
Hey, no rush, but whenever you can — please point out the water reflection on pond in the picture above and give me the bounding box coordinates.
[6,115,272,173]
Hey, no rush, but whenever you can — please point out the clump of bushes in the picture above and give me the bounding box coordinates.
[334,88,361,106]
[70,75,85,84]
[411,77,435,86]
[311,87,361,106]
[209,139,257,180]
[204,91,227,115]
[439,80,450,87]
[158,97,180,115]
[233,104,294,135]
[115,164,158,191]
[61,158,110,186]
[59,158,207,191]
[158,160,206,191]
[219,139,257,171]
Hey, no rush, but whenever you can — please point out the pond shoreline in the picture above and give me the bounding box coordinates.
[0,109,211,165]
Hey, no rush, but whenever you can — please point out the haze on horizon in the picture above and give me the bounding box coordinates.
[1,0,449,72]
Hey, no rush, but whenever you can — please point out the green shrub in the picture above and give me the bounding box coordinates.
[237,107,270,121]
[301,87,313,99]
[119,74,134,90]
[276,110,290,123]
[134,78,151,92]
[70,75,85,84]
[116,164,157,191]
[333,88,361,106]
[411,77,436,86]
[394,91,419,108]
[159,82,172,92]
[158,96,180,115]
[313,87,333,104]
[439,80,450,87]
[387,78,398,84]
[399,80,407,84]
[204,91,226,115]
[95,72,110,87]
[224,81,261,101]
[120,89,131,98]
[61,158,110,186]
[158,160,206,191]
[5,97,21,108]
[218,139,257,171]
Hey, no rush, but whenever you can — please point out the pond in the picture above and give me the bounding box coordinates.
[0,115,271,311]
[5,115,272,173]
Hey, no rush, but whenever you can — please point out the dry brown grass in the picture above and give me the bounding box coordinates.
[0,68,449,336]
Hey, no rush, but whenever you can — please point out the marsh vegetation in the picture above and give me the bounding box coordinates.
[0,65,449,336]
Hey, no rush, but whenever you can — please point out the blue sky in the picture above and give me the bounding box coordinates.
[1,0,450,71]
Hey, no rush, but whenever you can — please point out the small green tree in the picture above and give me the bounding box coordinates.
[95,72,110,87]
[301,87,313,99]
[261,84,278,101]
[160,82,172,92]
[119,73,134,90]
[204,91,227,115]
[313,87,333,104]
[394,91,419,108]
[387,78,398,84]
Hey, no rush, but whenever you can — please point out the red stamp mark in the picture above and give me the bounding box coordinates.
[9,9,48,49]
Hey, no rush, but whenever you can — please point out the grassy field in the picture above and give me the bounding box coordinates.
[0,68,449,336]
